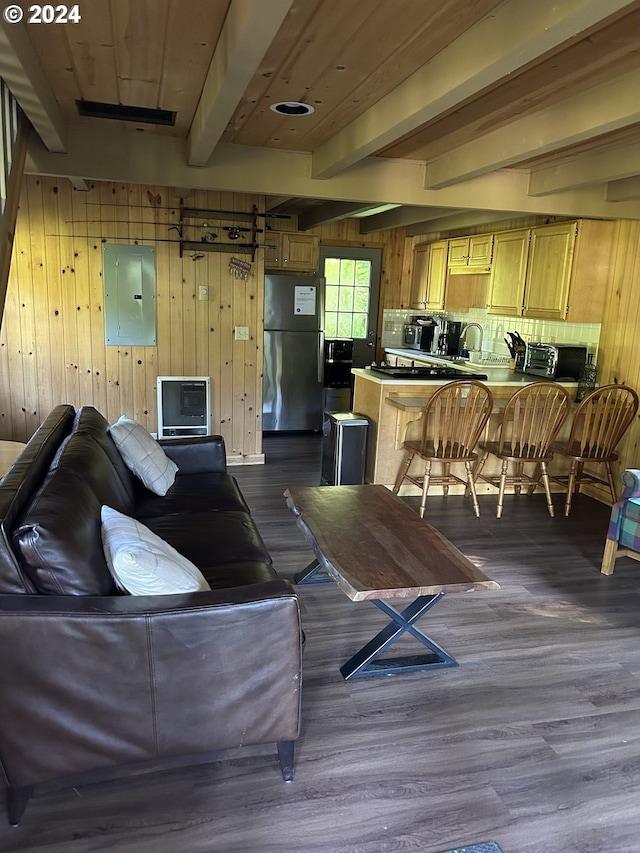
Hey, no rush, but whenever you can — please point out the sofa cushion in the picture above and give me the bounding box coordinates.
[51,433,135,516]
[135,472,250,518]
[142,511,273,568]
[12,468,117,595]
[109,416,178,496]
[199,561,279,589]
[72,406,137,502]
[101,506,211,595]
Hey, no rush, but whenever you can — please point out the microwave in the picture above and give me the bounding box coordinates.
[522,343,587,380]
[403,323,435,352]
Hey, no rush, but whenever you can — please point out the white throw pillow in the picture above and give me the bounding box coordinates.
[101,506,210,595]
[109,416,178,496]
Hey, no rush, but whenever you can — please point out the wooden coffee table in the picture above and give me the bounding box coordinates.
[284,485,499,680]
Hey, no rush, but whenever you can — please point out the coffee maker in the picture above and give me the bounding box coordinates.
[436,319,463,356]
[445,321,463,356]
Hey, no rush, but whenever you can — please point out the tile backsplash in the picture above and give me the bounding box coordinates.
[381,307,600,359]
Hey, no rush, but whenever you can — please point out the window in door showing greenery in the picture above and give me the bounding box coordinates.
[323,258,372,338]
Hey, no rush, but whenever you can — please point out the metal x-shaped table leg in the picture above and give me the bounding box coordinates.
[340,593,458,680]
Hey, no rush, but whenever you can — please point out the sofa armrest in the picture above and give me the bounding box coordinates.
[607,469,640,541]
[0,581,302,788]
[158,435,227,473]
[621,469,640,499]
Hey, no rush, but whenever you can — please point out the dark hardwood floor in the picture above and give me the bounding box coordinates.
[2,434,639,853]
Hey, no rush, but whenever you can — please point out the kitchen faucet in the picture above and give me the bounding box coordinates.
[460,322,483,355]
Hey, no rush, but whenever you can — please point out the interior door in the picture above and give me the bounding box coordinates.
[319,246,382,369]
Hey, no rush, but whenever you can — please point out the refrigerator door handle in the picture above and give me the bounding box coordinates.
[318,331,325,384]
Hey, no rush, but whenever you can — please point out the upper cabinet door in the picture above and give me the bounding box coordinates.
[410,241,449,310]
[265,232,319,272]
[448,238,470,268]
[425,241,449,309]
[523,223,576,320]
[468,234,493,268]
[487,229,530,316]
[409,243,430,308]
[448,235,492,273]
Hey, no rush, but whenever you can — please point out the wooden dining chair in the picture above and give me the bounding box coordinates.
[551,384,639,515]
[474,381,572,518]
[392,380,493,518]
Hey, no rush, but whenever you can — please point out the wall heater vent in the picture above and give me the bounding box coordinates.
[157,376,211,438]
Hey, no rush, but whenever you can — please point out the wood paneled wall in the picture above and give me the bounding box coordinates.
[596,219,640,478]
[2,178,638,486]
[0,177,265,463]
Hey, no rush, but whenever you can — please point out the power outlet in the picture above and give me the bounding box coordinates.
[234,325,250,341]
[198,285,209,301]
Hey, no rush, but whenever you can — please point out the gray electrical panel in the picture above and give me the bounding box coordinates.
[103,243,156,346]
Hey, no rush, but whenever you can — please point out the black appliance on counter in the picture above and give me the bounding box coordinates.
[521,343,587,380]
[369,365,488,380]
[436,319,463,356]
[403,316,438,351]
[323,339,353,412]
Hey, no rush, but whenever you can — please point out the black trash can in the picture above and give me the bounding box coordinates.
[321,412,368,485]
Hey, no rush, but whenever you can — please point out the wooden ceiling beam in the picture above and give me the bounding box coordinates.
[0,20,67,152]
[265,196,296,212]
[528,140,640,196]
[310,0,635,179]
[605,176,640,201]
[187,0,295,167]
[358,206,460,234]
[427,70,640,189]
[25,130,640,221]
[406,210,528,238]
[298,201,381,231]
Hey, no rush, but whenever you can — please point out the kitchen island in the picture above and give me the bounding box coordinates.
[352,358,578,489]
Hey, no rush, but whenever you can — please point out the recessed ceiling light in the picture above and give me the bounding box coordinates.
[270,102,315,116]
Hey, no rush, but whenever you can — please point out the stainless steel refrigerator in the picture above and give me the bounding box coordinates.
[263,274,324,431]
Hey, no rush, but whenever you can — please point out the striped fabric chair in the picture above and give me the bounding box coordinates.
[600,469,640,575]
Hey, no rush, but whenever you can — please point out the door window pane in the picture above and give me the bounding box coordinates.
[352,314,368,338]
[325,285,339,312]
[322,257,372,339]
[324,258,341,284]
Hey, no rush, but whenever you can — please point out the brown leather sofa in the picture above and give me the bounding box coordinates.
[0,405,302,826]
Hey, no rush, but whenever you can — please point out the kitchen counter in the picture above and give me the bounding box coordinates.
[381,348,555,386]
[352,362,578,488]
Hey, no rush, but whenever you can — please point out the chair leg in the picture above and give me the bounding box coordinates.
[527,463,541,496]
[497,459,508,518]
[8,785,34,827]
[473,450,489,481]
[277,740,295,782]
[564,459,578,516]
[514,462,524,495]
[539,462,554,518]
[393,452,414,495]
[600,538,619,575]
[605,462,617,504]
[465,461,481,517]
[442,462,450,496]
[419,460,432,518]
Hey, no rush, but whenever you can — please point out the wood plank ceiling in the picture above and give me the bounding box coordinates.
[1,0,639,233]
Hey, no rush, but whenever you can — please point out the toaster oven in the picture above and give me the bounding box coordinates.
[522,343,587,380]
[403,323,436,352]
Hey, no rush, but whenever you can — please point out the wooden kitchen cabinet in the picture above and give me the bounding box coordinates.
[448,234,493,272]
[487,229,531,316]
[410,240,448,310]
[264,231,319,272]
[487,220,615,321]
[524,219,614,322]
